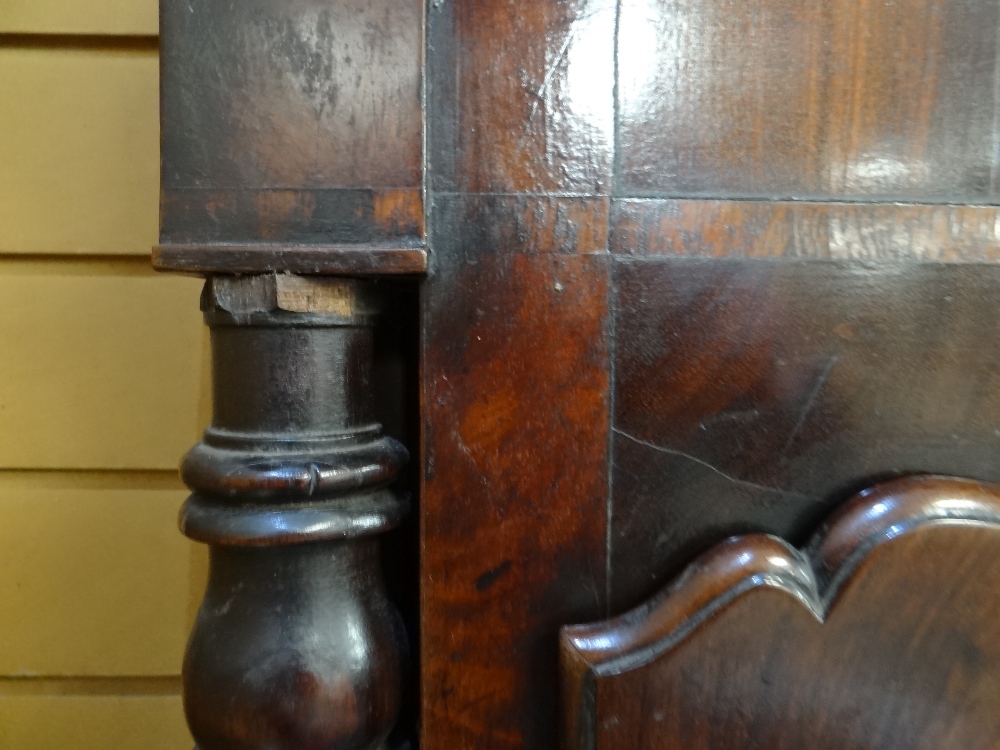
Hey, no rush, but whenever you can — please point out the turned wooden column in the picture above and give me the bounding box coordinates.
[180,275,408,750]
[154,0,424,745]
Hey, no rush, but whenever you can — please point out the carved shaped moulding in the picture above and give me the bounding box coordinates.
[562,475,1000,750]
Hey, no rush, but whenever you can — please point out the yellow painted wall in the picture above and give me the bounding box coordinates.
[0,6,204,746]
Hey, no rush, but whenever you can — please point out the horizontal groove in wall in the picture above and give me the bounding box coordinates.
[0,676,181,697]
[0,254,159,276]
[0,470,183,491]
[0,34,158,51]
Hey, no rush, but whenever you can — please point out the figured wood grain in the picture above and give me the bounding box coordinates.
[427,0,615,193]
[416,1,1000,748]
[421,6,619,737]
[158,188,425,247]
[562,476,1000,750]
[611,199,1000,261]
[159,0,424,257]
[617,0,1000,201]
[421,246,611,750]
[430,195,609,259]
[610,258,1000,610]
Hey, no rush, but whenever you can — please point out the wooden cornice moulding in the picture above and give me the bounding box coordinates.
[152,243,428,277]
[561,475,1000,750]
[158,0,424,276]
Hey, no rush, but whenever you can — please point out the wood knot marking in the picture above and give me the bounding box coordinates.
[475,560,512,591]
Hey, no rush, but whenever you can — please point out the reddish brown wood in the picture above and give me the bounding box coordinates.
[160,0,423,251]
[152,243,427,276]
[430,195,610,258]
[156,0,1000,747]
[420,246,611,750]
[610,258,1000,610]
[420,4,616,743]
[427,0,615,193]
[618,0,999,201]
[158,188,425,248]
[563,475,1000,750]
[157,1,427,742]
[611,200,1000,261]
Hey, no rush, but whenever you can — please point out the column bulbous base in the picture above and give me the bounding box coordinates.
[180,275,408,750]
[185,541,404,750]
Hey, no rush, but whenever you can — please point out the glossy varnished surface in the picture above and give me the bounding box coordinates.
[420,2,616,747]
[421,1,1000,748]
[185,540,404,750]
[420,242,611,749]
[610,259,1000,609]
[156,0,1000,746]
[617,0,1000,200]
[180,277,409,749]
[562,476,1000,749]
[159,0,423,256]
[612,200,1000,261]
[427,0,615,193]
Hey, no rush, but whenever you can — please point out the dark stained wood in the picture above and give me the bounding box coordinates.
[161,0,422,190]
[420,243,611,750]
[420,0,1000,747]
[156,0,427,745]
[160,0,423,253]
[617,0,1000,201]
[181,276,409,749]
[156,0,1000,746]
[612,199,1000,261]
[562,475,1000,750]
[421,5,618,741]
[611,258,1000,611]
[427,0,615,193]
[152,243,427,276]
[430,195,610,259]
[159,188,425,247]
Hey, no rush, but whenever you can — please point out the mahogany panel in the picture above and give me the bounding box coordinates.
[611,258,1000,610]
[612,199,1000,261]
[563,476,1000,750]
[160,0,423,249]
[420,231,611,749]
[427,0,615,193]
[617,0,1000,201]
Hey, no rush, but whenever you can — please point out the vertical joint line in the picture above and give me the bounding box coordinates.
[604,264,618,618]
[991,0,1000,197]
[611,0,623,197]
[603,0,623,619]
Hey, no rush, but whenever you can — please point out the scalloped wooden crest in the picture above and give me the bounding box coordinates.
[561,475,1000,750]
